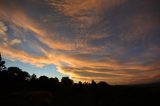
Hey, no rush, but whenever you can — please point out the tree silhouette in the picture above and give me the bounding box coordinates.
[97,81,111,89]
[50,77,59,84]
[31,73,37,80]
[61,77,73,88]
[7,67,30,81]
[39,75,49,81]
[0,54,6,71]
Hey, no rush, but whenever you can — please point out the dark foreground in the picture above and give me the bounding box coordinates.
[0,86,160,106]
[0,68,160,106]
[0,84,160,106]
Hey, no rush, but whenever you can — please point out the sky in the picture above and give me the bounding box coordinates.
[0,0,160,85]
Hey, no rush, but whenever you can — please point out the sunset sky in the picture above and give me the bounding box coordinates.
[0,0,160,84]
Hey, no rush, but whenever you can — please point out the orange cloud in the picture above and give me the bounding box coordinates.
[49,0,127,18]
[0,21,7,38]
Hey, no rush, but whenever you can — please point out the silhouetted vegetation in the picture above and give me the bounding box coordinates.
[0,54,160,106]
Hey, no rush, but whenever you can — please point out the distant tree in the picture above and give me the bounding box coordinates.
[50,77,59,83]
[91,80,96,85]
[39,75,49,81]
[0,54,6,71]
[61,77,74,87]
[74,81,83,89]
[54,77,59,83]
[97,81,110,88]
[49,77,60,89]
[83,82,90,86]
[91,80,97,89]
[31,73,37,79]
[7,67,30,81]
[78,81,83,85]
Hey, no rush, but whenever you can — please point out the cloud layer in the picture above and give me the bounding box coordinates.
[0,0,160,84]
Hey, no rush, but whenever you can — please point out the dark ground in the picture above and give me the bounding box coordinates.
[0,76,160,106]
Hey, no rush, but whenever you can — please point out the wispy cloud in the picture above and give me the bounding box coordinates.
[10,39,21,45]
[0,21,7,38]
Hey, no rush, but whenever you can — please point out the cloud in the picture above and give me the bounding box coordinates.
[47,0,127,41]
[0,21,7,37]
[10,39,21,45]
[0,0,160,84]
[48,0,127,21]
